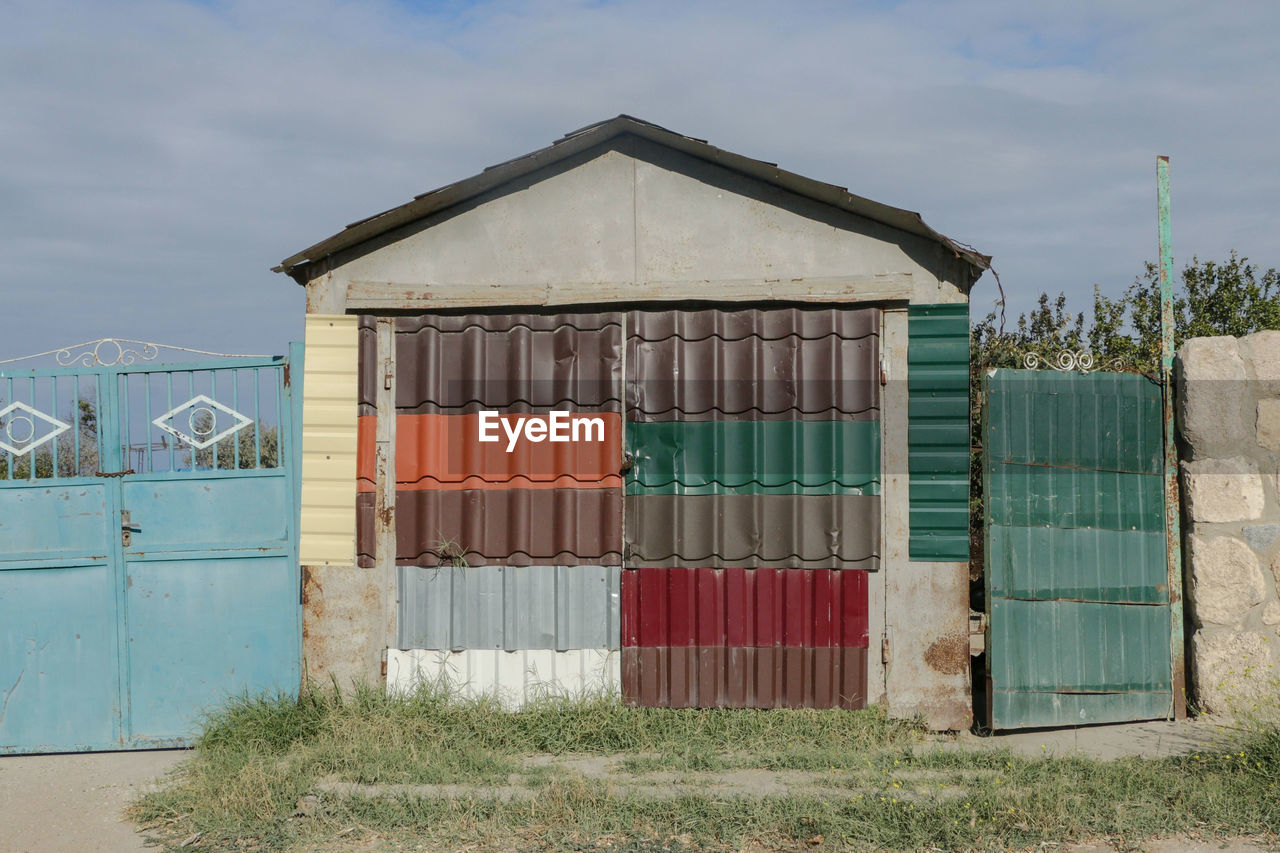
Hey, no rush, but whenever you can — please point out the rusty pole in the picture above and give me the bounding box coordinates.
[1158,155,1186,719]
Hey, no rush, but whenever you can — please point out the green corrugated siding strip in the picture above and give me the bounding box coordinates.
[625,420,880,496]
[908,304,970,560]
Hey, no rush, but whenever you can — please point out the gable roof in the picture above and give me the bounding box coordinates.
[274,114,990,283]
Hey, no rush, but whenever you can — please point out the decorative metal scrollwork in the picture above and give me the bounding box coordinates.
[58,339,158,366]
[0,339,270,367]
[153,395,254,450]
[0,401,70,456]
[1022,349,1096,372]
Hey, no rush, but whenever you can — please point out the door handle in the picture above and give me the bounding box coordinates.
[121,510,141,547]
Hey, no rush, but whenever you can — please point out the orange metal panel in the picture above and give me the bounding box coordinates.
[357,413,622,492]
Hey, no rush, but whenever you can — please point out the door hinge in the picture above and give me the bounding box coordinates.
[380,648,389,679]
[880,633,891,667]
[383,356,394,391]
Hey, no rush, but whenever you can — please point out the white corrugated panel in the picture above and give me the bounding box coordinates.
[386,648,620,708]
[299,314,359,565]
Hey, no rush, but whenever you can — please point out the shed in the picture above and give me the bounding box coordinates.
[278,116,988,729]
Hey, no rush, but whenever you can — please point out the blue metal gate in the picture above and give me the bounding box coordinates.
[0,340,302,753]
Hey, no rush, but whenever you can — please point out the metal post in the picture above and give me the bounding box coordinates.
[374,318,398,672]
[1158,155,1187,719]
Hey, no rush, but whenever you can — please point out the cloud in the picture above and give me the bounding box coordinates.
[1,0,1277,358]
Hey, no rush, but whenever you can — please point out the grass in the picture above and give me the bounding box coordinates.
[129,684,1280,852]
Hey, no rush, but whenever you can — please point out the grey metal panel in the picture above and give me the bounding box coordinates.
[625,494,880,569]
[397,564,621,651]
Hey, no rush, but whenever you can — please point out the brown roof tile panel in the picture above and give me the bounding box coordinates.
[627,337,880,421]
[391,488,623,567]
[626,307,880,421]
[393,312,622,415]
[625,494,879,569]
[628,307,880,343]
[357,314,378,416]
[356,491,375,568]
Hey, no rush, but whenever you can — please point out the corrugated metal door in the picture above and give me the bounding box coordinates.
[363,314,624,703]
[622,307,880,708]
[984,369,1172,729]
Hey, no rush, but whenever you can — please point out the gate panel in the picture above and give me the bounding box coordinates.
[984,369,1172,729]
[116,362,299,743]
[0,348,301,753]
[124,554,297,741]
[0,369,123,752]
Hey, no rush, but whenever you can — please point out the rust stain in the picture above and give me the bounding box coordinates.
[923,632,968,675]
[301,565,321,646]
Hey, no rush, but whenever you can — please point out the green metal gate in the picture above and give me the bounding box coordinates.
[983,369,1174,729]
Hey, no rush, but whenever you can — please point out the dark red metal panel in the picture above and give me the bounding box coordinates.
[621,646,867,709]
[621,568,868,648]
[627,307,879,421]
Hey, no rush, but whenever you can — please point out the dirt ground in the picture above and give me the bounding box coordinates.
[0,748,186,853]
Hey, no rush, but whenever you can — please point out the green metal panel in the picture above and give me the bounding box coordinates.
[987,526,1167,604]
[625,421,879,495]
[908,304,970,560]
[986,464,1163,531]
[985,371,1161,473]
[990,599,1171,693]
[984,369,1173,729]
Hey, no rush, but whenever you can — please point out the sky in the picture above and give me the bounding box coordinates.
[2,0,1277,359]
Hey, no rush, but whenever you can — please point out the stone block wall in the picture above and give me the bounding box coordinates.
[1178,332,1280,714]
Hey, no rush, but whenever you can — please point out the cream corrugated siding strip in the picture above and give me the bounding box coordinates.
[300,314,359,565]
